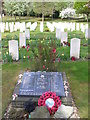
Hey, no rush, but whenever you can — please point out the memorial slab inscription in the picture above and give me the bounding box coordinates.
[18,72,65,97]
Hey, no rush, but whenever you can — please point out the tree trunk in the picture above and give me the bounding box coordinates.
[42,14,44,22]
[15,15,16,22]
[86,14,89,22]
[19,16,21,21]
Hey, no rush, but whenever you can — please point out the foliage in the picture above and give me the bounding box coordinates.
[74,1,90,21]
[60,8,75,19]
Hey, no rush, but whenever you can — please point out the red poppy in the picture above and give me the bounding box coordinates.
[52,48,56,53]
[71,56,76,61]
[22,46,25,48]
[43,65,45,69]
[38,91,61,115]
[68,43,70,46]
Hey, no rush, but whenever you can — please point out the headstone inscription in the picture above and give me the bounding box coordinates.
[9,40,19,60]
[70,38,80,59]
[18,72,65,97]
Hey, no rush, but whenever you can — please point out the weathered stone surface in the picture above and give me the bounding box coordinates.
[54,104,73,118]
[18,72,65,97]
[30,106,50,118]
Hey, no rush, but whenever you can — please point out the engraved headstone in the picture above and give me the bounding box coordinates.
[9,40,19,60]
[70,38,80,59]
[61,32,68,45]
[18,72,65,97]
[56,28,61,39]
[85,28,90,39]
[19,33,26,48]
[25,29,30,39]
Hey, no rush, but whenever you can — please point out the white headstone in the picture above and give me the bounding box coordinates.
[70,38,80,59]
[0,23,5,33]
[85,29,90,39]
[71,23,75,31]
[40,22,43,32]
[19,33,26,48]
[0,32,1,41]
[30,22,37,31]
[20,22,25,32]
[9,40,19,60]
[46,22,54,32]
[61,32,68,44]
[76,23,79,31]
[9,22,14,32]
[56,28,61,39]
[25,29,30,39]
[6,22,9,31]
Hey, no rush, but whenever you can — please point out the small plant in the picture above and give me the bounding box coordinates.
[34,40,57,71]
[45,28,50,32]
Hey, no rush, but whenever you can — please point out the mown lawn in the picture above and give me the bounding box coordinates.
[2,60,88,118]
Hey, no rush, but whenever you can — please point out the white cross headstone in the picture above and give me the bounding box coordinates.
[61,32,68,45]
[19,33,26,48]
[25,29,30,39]
[9,40,19,60]
[70,38,80,59]
[85,29,90,39]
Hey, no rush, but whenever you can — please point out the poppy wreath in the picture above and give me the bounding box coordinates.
[38,91,61,115]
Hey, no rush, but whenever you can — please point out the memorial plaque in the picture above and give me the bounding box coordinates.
[18,72,65,97]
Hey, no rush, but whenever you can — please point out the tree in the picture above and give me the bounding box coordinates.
[3,0,33,21]
[33,2,54,22]
[74,1,90,22]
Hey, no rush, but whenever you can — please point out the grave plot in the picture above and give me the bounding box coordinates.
[12,72,73,108]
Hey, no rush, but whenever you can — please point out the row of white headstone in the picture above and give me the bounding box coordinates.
[8,37,80,61]
[56,27,90,40]
[0,22,37,33]
[0,22,88,33]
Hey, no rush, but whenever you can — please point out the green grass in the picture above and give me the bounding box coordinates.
[2,61,88,118]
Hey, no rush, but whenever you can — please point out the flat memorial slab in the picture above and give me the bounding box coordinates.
[18,72,65,97]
